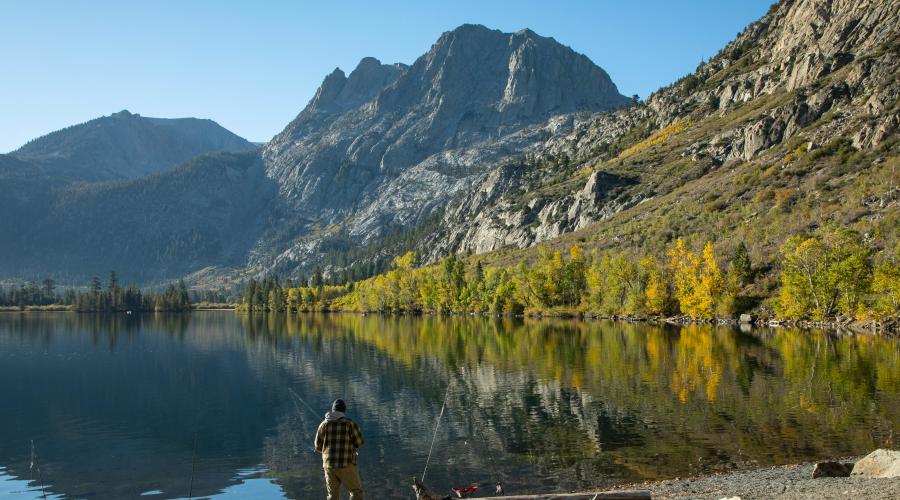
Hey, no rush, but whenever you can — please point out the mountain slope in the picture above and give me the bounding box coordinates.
[258,0,896,284]
[416,0,898,262]
[11,110,257,181]
[0,151,276,282]
[287,0,898,324]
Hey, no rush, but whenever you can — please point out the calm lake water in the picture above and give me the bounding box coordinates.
[0,312,898,499]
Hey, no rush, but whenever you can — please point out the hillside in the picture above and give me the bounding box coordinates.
[421,0,898,257]
[261,0,898,286]
[9,110,256,181]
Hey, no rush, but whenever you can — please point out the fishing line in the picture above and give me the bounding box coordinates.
[186,356,202,500]
[475,419,503,494]
[421,382,451,483]
[288,387,321,419]
[288,388,321,454]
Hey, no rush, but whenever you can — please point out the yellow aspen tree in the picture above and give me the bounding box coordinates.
[585,250,604,312]
[668,239,702,317]
[695,242,724,319]
[777,227,871,320]
[643,257,673,315]
[872,259,900,317]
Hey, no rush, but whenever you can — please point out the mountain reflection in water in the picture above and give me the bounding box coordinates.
[0,312,897,499]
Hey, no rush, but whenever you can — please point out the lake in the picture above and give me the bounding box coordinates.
[0,312,898,499]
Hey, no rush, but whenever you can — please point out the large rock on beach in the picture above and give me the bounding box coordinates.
[851,449,900,478]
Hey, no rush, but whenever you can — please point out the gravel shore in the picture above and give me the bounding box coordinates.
[617,460,900,499]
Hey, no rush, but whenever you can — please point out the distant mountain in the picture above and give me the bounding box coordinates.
[0,151,275,282]
[10,110,256,181]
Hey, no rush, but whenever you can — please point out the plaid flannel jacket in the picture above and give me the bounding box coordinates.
[314,416,364,468]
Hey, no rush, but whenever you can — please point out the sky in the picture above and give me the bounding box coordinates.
[0,0,774,153]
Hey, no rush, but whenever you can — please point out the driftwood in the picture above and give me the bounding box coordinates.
[480,490,651,500]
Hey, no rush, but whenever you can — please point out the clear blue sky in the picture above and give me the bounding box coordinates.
[1,0,773,153]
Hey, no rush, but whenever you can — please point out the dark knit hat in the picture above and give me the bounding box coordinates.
[332,399,346,412]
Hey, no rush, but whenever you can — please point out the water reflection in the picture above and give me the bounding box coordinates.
[0,312,897,499]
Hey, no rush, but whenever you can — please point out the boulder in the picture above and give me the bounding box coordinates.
[851,449,900,478]
[739,314,755,324]
[812,461,853,478]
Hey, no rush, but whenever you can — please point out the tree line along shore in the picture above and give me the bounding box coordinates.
[234,225,898,330]
[2,225,897,330]
[0,272,193,312]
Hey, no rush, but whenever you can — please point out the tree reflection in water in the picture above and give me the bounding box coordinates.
[0,312,897,499]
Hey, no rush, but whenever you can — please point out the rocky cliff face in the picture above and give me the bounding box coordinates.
[11,110,257,182]
[255,24,629,274]
[264,25,627,212]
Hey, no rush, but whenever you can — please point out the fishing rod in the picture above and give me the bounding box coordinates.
[419,373,505,495]
[30,440,48,500]
[187,430,198,500]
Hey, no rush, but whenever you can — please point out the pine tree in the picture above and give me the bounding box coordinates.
[41,278,55,302]
[108,271,121,310]
[730,242,753,285]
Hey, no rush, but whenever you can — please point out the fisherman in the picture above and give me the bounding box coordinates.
[314,398,365,500]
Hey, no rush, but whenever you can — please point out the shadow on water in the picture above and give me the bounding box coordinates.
[0,312,898,499]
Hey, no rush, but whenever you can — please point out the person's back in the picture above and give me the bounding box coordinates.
[314,399,365,500]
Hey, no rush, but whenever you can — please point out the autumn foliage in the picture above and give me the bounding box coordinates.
[240,226,896,323]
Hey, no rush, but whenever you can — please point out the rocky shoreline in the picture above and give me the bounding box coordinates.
[609,456,900,500]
